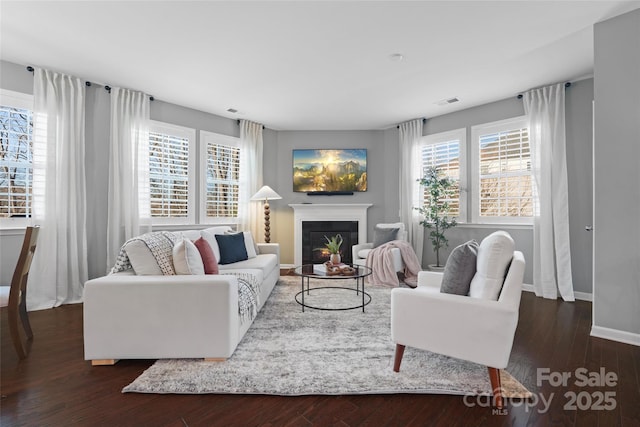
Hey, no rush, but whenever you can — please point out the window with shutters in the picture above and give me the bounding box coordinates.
[471,116,533,224]
[200,131,240,223]
[418,128,466,221]
[0,90,34,228]
[148,121,196,225]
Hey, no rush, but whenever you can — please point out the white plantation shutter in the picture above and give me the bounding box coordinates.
[419,128,466,220]
[200,131,241,223]
[472,117,533,223]
[0,90,33,227]
[148,121,195,224]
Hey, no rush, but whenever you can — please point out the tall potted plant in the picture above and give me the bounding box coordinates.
[416,166,457,269]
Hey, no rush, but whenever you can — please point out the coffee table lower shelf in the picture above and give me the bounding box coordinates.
[295,286,372,312]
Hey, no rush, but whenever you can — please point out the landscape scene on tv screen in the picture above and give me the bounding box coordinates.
[293,149,367,193]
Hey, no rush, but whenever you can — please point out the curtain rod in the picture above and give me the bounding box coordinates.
[517,82,571,99]
[236,119,265,129]
[26,65,155,101]
[396,117,427,129]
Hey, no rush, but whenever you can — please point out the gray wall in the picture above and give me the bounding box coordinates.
[593,9,640,335]
[0,60,596,294]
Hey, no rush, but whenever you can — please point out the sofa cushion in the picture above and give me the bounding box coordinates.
[373,225,400,248]
[124,240,163,275]
[218,254,278,279]
[216,233,249,264]
[441,240,479,296]
[194,237,219,274]
[469,231,515,300]
[173,238,205,275]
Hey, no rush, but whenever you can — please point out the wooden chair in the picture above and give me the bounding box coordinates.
[0,226,40,359]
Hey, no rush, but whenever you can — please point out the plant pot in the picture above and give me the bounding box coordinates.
[330,253,341,265]
[428,264,445,272]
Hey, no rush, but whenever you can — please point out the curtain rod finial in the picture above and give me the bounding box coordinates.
[26,66,34,73]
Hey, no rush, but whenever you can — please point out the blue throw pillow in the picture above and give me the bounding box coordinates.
[215,233,248,264]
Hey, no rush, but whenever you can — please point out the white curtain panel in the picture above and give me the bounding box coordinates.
[238,120,264,239]
[106,87,151,273]
[29,68,88,310]
[398,119,424,265]
[524,83,575,301]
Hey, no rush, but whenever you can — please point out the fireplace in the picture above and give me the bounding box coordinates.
[302,221,359,265]
[289,203,372,266]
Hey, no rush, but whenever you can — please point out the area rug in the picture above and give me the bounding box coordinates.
[123,276,531,397]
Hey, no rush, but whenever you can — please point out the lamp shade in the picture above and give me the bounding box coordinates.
[250,185,282,201]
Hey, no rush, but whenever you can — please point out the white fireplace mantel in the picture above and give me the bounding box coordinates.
[289,203,372,266]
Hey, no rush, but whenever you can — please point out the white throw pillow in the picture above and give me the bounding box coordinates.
[124,240,163,275]
[173,238,205,275]
[468,231,515,300]
[243,231,258,259]
[200,230,228,263]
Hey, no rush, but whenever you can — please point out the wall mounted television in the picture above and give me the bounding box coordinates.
[293,149,367,194]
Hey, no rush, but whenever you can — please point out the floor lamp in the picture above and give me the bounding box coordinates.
[250,185,282,243]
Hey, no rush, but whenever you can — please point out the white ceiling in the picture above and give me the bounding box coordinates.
[1,1,639,130]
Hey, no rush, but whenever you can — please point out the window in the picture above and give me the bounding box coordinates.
[0,90,33,227]
[200,131,240,223]
[471,116,533,224]
[418,128,466,220]
[148,121,196,225]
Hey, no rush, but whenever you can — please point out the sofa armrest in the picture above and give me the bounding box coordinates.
[257,243,280,262]
[83,274,241,360]
[352,242,373,260]
[417,271,444,290]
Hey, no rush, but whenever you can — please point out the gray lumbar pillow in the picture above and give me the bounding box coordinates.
[440,240,479,295]
[372,226,400,248]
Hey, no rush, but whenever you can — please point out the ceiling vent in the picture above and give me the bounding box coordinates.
[435,97,460,106]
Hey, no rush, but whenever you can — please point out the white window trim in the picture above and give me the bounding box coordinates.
[199,130,241,225]
[471,115,532,225]
[0,89,34,230]
[419,128,467,223]
[148,120,196,226]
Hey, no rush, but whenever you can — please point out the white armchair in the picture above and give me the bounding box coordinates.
[391,249,525,408]
[352,222,407,272]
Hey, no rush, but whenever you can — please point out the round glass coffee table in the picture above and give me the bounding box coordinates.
[293,264,372,312]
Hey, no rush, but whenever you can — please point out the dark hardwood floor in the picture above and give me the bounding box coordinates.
[1,287,639,427]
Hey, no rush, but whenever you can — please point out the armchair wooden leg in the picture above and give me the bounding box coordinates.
[393,344,405,372]
[488,367,504,409]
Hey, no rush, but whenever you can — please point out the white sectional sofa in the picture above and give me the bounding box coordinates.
[83,228,280,366]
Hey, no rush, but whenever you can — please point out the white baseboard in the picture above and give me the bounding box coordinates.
[521,284,593,302]
[591,325,640,346]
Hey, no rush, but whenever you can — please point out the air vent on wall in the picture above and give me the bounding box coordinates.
[435,97,460,106]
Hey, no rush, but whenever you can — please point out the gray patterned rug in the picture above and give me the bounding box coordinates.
[123,276,531,397]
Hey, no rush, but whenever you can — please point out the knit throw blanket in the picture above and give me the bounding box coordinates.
[222,272,261,325]
[110,231,177,275]
[365,240,422,287]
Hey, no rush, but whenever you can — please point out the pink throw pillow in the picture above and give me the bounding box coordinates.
[194,237,219,274]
